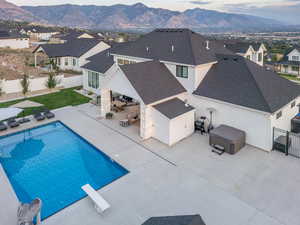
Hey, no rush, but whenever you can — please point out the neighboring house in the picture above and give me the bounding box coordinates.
[21,27,59,41]
[225,42,267,66]
[275,47,300,76]
[33,39,110,72]
[81,29,300,150]
[60,31,103,43]
[0,30,29,49]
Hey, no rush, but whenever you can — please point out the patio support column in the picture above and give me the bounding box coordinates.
[140,104,152,140]
[101,88,111,117]
[34,52,37,68]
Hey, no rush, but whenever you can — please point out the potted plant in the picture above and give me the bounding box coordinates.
[105,112,113,119]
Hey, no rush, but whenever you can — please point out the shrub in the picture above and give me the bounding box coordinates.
[20,74,30,96]
[45,72,60,89]
[106,112,113,119]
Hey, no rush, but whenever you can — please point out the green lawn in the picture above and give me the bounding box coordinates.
[0,87,91,117]
[279,73,300,82]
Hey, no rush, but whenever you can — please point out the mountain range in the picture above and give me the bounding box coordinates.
[0,0,290,32]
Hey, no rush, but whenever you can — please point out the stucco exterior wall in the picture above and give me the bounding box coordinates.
[271,97,300,131]
[0,39,29,49]
[169,110,195,145]
[151,107,170,144]
[188,94,273,151]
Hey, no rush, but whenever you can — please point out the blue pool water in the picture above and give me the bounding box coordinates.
[0,121,128,219]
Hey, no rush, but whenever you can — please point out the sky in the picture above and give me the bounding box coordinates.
[8,0,300,24]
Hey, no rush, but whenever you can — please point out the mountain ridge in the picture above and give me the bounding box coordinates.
[0,1,288,32]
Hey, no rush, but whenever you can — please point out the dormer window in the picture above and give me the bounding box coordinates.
[176,65,188,78]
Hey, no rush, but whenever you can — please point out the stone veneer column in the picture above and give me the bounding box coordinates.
[140,104,153,140]
[101,88,111,117]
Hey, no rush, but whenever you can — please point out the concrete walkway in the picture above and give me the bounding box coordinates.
[1,104,299,225]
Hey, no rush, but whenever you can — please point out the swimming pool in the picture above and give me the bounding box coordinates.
[0,121,128,219]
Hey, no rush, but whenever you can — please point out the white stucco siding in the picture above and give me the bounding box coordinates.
[152,108,170,145]
[0,39,29,49]
[80,42,110,66]
[188,95,272,151]
[194,63,214,90]
[57,57,81,71]
[113,55,150,64]
[164,63,195,93]
[82,69,106,95]
[169,110,195,146]
[271,97,300,131]
[104,67,142,102]
[288,49,300,61]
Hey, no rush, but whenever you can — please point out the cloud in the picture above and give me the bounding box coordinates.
[189,0,211,5]
[223,1,300,24]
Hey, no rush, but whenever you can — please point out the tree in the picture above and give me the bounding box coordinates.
[20,74,30,97]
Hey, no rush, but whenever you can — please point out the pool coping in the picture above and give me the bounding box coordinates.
[0,119,130,222]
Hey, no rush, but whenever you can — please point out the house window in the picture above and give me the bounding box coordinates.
[57,58,61,65]
[292,56,299,61]
[292,66,299,72]
[176,65,188,78]
[124,60,130,65]
[117,59,124,65]
[291,101,296,108]
[276,111,282,119]
[88,71,99,89]
[64,58,68,66]
[246,55,251,60]
[258,53,262,62]
[73,58,77,66]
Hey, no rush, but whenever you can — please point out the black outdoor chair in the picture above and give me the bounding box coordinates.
[43,109,55,119]
[7,118,20,128]
[0,121,8,131]
[34,111,45,121]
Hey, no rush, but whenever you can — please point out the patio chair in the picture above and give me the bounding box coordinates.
[0,121,8,131]
[34,112,45,121]
[18,118,31,124]
[7,118,20,128]
[43,109,55,119]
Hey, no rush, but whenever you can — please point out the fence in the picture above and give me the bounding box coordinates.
[1,74,82,94]
[273,127,300,158]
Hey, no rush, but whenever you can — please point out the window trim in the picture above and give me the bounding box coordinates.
[276,111,282,119]
[291,101,296,108]
[88,71,99,89]
[176,65,188,78]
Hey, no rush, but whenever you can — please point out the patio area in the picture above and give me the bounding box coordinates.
[1,103,300,225]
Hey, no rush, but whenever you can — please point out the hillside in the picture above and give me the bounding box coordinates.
[0,1,287,32]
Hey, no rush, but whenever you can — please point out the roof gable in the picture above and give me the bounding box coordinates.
[82,49,114,74]
[119,61,187,105]
[194,54,300,113]
[34,39,102,58]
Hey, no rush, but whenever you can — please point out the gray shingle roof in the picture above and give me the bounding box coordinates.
[0,30,28,39]
[82,49,114,74]
[154,98,195,119]
[120,61,186,105]
[142,215,206,225]
[225,42,263,54]
[193,54,300,113]
[34,39,101,58]
[111,29,234,66]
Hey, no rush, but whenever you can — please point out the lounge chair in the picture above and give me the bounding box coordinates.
[81,184,110,213]
[18,118,30,124]
[0,121,7,131]
[18,198,42,225]
[43,109,55,119]
[7,118,20,128]
[34,112,45,121]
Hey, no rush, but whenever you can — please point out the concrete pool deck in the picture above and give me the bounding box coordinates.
[1,104,300,225]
